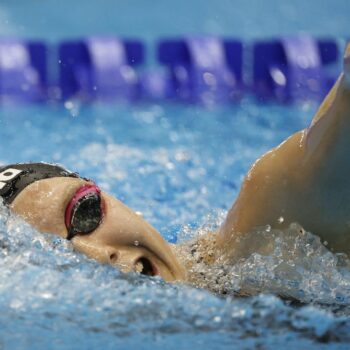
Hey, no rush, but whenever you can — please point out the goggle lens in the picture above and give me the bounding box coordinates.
[65,184,103,240]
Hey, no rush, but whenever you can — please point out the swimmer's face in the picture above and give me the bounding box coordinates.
[10,177,185,282]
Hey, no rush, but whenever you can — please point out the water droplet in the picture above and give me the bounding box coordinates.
[278,216,284,224]
[213,316,221,323]
[64,101,74,110]
[64,100,80,117]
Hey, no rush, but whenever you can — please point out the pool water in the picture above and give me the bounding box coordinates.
[1,1,350,349]
[0,101,312,239]
[2,100,350,349]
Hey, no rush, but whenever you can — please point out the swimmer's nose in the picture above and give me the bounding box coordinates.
[107,249,119,264]
[107,248,158,277]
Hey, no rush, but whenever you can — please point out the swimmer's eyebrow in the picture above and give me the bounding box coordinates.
[62,181,93,207]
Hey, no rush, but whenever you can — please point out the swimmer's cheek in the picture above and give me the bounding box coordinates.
[71,236,180,282]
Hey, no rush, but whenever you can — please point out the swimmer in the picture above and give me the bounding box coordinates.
[1,43,350,285]
[0,163,186,281]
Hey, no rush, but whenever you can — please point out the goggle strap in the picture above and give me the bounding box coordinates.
[0,163,80,205]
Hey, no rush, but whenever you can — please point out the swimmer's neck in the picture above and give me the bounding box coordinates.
[170,231,225,268]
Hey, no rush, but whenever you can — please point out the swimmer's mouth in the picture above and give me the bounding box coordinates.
[134,257,158,277]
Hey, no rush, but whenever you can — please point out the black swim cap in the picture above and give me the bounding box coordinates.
[0,163,80,205]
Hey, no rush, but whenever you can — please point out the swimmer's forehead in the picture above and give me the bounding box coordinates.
[16,177,94,203]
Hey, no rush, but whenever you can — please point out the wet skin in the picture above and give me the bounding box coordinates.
[219,44,350,257]
[10,177,186,282]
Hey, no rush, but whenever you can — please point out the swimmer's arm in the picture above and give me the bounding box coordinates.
[216,130,305,251]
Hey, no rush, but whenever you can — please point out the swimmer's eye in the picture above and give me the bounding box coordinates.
[65,184,103,240]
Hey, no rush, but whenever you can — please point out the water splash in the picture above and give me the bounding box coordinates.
[175,218,350,307]
[1,201,350,348]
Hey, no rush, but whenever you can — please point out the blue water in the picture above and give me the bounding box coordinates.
[1,1,350,349]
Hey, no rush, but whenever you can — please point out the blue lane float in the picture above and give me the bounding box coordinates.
[138,69,175,101]
[0,35,342,105]
[0,39,47,103]
[253,36,339,102]
[58,37,144,101]
[157,36,243,104]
